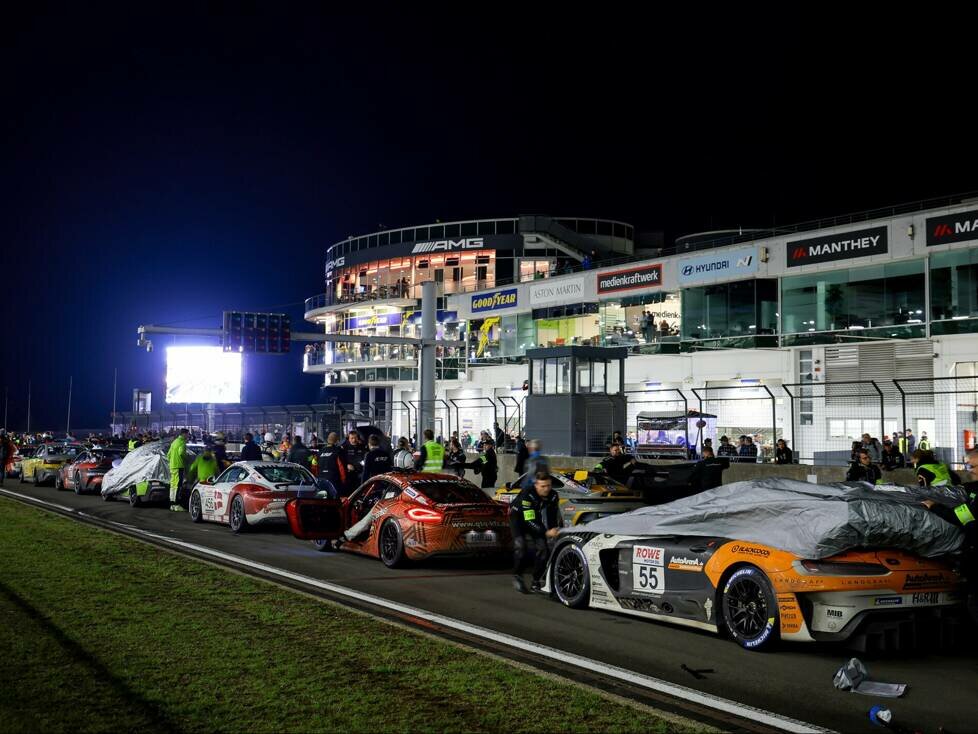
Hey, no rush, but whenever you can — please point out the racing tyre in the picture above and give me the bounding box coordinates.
[73,472,83,495]
[54,473,63,490]
[721,566,780,651]
[229,495,249,534]
[378,519,407,568]
[312,538,333,553]
[129,486,141,507]
[19,470,25,484]
[189,490,203,523]
[552,543,590,608]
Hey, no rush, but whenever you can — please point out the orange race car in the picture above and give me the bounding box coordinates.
[285,471,511,567]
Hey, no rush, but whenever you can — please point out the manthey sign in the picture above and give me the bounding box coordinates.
[471,288,519,313]
[596,263,663,294]
[786,226,887,268]
[677,246,759,286]
[529,276,586,306]
[926,209,978,246]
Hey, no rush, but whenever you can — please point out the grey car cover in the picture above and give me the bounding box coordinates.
[101,440,181,499]
[575,477,965,559]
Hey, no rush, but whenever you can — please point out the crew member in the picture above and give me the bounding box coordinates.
[189,446,219,485]
[167,428,189,512]
[240,432,263,461]
[469,437,498,489]
[912,449,958,487]
[415,429,445,473]
[846,448,883,484]
[521,439,550,490]
[341,430,367,490]
[211,432,229,469]
[393,437,414,469]
[361,434,393,482]
[318,432,349,494]
[286,435,312,468]
[509,471,562,594]
[593,442,636,484]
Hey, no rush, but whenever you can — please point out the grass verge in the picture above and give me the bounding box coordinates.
[0,497,706,733]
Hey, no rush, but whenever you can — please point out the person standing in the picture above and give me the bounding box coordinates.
[240,432,263,461]
[521,440,550,490]
[509,472,562,594]
[880,440,905,471]
[469,437,498,489]
[167,429,189,512]
[738,435,758,463]
[211,432,229,470]
[861,433,882,464]
[774,439,793,465]
[493,422,505,451]
[319,433,349,494]
[415,429,445,473]
[361,434,393,482]
[286,435,312,468]
[340,430,367,491]
[514,435,528,475]
[0,430,11,487]
[918,432,932,451]
[593,442,636,484]
[446,437,467,478]
[717,435,737,459]
[393,437,414,469]
[900,429,916,460]
[189,446,219,485]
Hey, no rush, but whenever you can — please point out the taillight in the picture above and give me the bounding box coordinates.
[406,507,444,523]
[797,560,890,576]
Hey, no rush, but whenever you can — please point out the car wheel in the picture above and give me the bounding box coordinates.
[312,538,333,553]
[552,543,590,608]
[54,473,63,490]
[19,469,25,484]
[379,519,407,568]
[73,472,83,495]
[229,495,248,533]
[189,490,203,523]
[129,486,141,507]
[721,566,780,651]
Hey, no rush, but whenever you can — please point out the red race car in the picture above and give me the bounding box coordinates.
[57,447,126,494]
[286,471,511,567]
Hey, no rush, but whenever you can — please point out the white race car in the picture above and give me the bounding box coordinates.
[188,461,328,533]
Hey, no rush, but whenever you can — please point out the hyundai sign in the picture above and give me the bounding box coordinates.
[471,288,518,313]
[677,246,759,286]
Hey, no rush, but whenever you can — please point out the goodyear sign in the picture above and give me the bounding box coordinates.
[471,288,518,313]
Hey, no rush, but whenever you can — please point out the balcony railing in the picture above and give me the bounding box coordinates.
[304,343,467,369]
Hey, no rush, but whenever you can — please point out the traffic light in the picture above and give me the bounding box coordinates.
[223,311,291,353]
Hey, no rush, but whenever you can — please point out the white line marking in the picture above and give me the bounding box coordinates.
[0,488,832,733]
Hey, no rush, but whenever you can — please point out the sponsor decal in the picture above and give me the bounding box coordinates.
[451,520,507,529]
[677,246,759,286]
[912,592,939,605]
[703,597,713,622]
[632,545,665,595]
[826,608,844,618]
[729,544,771,558]
[404,487,419,498]
[874,596,903,606]
[926,209,978,246]
[903,572,946,590]
[471,288,518,313]
[597,264,663,294]
[633,546,664,564]
[786,226,888,267]
[668,555,704,572]
[349,312,404,329]
[325,256,345,275]
[529,276,586,306]
[411,237,484,254]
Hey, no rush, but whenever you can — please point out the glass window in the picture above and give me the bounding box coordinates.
[390,230,401,244]
[532,359,545,394]
[606,360,621,394]
[478,221,495,236]
[781,261,924,336]
[591,360,606,393]
[578,220,596,235]
[555,357,571,394]
[613,223,626,238]
[545,358,557,394]
[931,249,978,332]
[461,222,477,236]
[430,225,444,238]
[444,223,460,237]
[597,221,612,236]
[496,220,515,234]
[575,359,591,393]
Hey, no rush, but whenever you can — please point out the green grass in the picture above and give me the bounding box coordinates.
[0,498,706,733]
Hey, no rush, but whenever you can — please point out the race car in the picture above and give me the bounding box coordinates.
[545,480,966,652]
[56,447,126,494]
[495,470,647,526]
[285,471,511,567]
[188,461,327,532]
[20,443,86,485]
[5,445,35,478]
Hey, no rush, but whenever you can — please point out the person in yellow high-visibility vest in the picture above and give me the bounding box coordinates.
[190,447,219,485]
[414,429,445,473]
[167,429,189,512]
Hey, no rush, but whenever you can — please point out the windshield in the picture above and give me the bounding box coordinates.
[410,480,491,505]
[55,444,86,458]
[561,472,626,491]
[255,465,315,485]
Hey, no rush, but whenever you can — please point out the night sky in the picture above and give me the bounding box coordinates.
[2,6,974,431]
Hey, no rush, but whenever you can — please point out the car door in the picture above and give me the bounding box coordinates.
[208,466,245,521]
[285,486,347,541]
[68,452,90,488]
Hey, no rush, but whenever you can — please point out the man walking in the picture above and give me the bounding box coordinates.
[240,432,263,461]
[167,428,189,511]
[415,429,445,473]
[509,472,562,594]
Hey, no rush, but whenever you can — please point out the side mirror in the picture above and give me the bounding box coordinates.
[203,477,215,485]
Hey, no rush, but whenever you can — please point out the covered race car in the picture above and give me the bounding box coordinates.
[56,447,126,494]
[189,461,329,532]
[100,440,198,506]
[495,470,647,526]
[545,478,967,651]
[285,471,511,567]
[21,443,86,485]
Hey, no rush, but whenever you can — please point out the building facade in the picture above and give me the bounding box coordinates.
[304,198,978,462]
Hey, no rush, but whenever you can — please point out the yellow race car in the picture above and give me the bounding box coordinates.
[495,469,647,526]
[21,443,85,486]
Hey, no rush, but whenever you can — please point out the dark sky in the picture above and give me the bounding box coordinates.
[1,6,974,431]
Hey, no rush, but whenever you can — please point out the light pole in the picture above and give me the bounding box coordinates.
[66,376,73,437]
[26,380,31,434]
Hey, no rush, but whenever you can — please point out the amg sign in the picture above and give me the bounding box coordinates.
[412,238,485,254]
[926,209,978,246]
[786,226,887,268]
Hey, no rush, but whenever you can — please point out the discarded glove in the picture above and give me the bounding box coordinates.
[833,658,906,698]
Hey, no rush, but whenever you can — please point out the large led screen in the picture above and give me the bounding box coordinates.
[165,346,242,404]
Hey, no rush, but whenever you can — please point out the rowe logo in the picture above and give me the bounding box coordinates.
[926,209,978,246]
